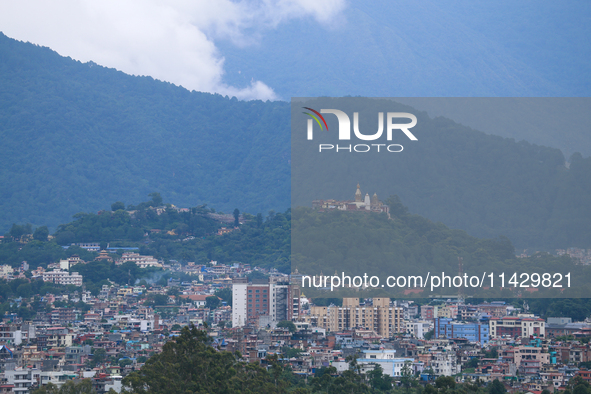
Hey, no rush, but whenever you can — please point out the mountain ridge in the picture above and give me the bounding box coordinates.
[2,32,591,251]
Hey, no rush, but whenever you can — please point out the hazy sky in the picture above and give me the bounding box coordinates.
[0,0,346,100]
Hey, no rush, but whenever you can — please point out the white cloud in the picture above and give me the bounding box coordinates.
[0,0,346,100]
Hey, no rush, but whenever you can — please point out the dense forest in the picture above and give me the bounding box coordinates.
[1,33,591,250]
[0,32,290,234]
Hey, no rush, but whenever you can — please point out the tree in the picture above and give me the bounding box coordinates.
[233,208,240,227]
[276,320,296,333]
[205,295,220,310]
[32,380,91,394]
[33,226,49,241]
[484,347,498,359]
[145,294,168,307]
[9,223,32,240]
[122,325,281,394]
[111,201,126,211]
[31,383,60,394]
[89,348,107,368]
[127,227,144,242]
[149,192,163,207]
[400,360,417,390]
[55,230,75,246]
[16,283,33,298]
[367,364,393,391]
[57,380,94,394]
[489,379,506,394]
[214,287,232,306]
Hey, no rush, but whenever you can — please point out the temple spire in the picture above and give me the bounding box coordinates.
[355,183,362,202]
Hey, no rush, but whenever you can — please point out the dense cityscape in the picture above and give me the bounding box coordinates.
[1,222,591,393]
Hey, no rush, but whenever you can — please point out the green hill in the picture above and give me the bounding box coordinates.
[0,32,290,232]
[292,197,590,298]
[1,33,591,250]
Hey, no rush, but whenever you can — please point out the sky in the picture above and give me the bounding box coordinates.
[0,0,346,100]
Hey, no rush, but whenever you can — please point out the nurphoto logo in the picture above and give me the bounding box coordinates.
[303,107,418,153]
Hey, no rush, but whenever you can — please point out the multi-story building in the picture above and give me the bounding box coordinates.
[305,298,403,338]
[513,344,549,375]
[421,305,434,320]
[119,252,162,268]
[430,351,461,376]
[489,316,545,338]
[406,321,432,339]
[41,269,83,286]
[232,278,300,328]
[356,349,413,377]
[47,308,76,325]
[434,318,489,344]
[0,324,22,346]
[36,328,73,350]
[476,302,508,318]
[3,367,40,394]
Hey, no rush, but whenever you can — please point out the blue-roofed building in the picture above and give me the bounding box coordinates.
[434,318,489,345]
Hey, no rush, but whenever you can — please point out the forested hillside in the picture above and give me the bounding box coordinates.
[1,33,591,250]
[0,32,290,232]
[292,197,590,298]
[1,195,290,275]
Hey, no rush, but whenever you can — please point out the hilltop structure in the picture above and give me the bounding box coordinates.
[312,184,389,216]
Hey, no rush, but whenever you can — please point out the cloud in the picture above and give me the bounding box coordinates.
[0,0,346,100]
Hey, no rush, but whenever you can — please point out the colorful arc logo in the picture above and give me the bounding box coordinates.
[302,107,328,131]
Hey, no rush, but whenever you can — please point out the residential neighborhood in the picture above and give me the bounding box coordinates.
[1,250,591,393]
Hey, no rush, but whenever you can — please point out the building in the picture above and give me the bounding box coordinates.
[476,302,508,318]
[0,265,14,279]
[95,250,113,262]
[74,242,100,251]
[421,305,435,320]
[434,318,489,344]
[119,252,162,268]
[406,321,432,339]
[42,270,83,286]
[3,367,40,394]
[513,344,550,375]
[357,349,413,377]
[430,351,461,376]
[306,298,404,338]
[232,278,300,328]
[312,184,390,215]
[0,325,22,346]
[545,317,591,338]
[489,316,545,338]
